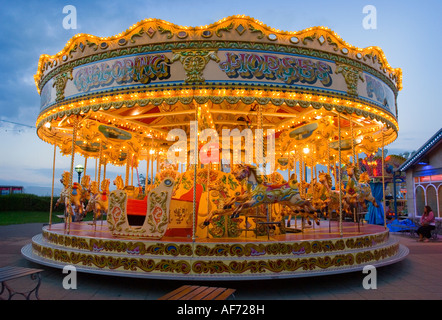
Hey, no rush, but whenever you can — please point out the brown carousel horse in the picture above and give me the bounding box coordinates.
[225,164,320,226]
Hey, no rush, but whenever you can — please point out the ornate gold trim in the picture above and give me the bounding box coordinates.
[34,16,402,93]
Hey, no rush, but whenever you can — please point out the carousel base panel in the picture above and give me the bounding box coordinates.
[21,221,409,281]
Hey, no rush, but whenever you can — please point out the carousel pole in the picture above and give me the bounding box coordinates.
[148,153,150,195]
[131,155,134,186]
[295,152,299,229]
[66,116,79,234]
[49,143,57,228]
[327,141,331,176]
[300,156,304,197]
[93,141,102,231]
[102,160,107,227]
[150,136,154,185]
[103,160,107,181]
[350,114,356,165]
[310,157,314,183]
[326,141,332,233]
[97,143,102,192]
[334,159,338,189]
[125,154,130,187]
[84,157,88,176]
[301,154,306,232]
[382,130,387,229]
[156,152,159,175]
[350,114,357,223]
[206,162,211,238]
[150,151,154,185]
[192,106,199,243]
[338,113,343,238]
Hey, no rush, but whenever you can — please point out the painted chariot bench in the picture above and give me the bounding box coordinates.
[107,177,175,238]
[107,177,204,239]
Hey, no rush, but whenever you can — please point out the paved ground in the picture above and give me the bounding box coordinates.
[1,223,442,302]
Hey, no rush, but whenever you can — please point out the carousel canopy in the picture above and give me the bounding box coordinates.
[34,16,402,168]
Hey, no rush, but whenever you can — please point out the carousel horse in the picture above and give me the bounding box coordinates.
[343,164,360,207]
[55,171,85,221]
[113,175,124,190]
[285,178,316,227]
[86,179,110,222]
[227,164,320,226]
[70,182,84,220]
[354,172,378,209]
[342,165,378,211]
[200,182,241,228]
[113,175,142,199]
[306,179,329,214]
[55,171,71,209]
[80,175,91,203]
[317,171,350,218]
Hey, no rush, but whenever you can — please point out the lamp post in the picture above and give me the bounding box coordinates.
[393,170,401,220]
[75,164,84,184]
[303,147,310,182]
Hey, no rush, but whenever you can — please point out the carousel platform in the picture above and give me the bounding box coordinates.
[21,220,409,281]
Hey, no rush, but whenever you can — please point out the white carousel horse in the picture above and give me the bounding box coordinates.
[226,164,320,226]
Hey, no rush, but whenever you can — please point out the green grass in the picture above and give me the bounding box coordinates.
[0,211,94,226]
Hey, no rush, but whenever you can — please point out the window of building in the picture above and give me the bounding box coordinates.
[427,185,438,218]
[438,186,442,218]
[415,185,426,216]
[414,176,442,218]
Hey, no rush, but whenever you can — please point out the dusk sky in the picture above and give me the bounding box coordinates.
[0,0,441,193]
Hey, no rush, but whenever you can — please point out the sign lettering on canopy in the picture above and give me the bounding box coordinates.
[219,52,334,87]
[39,50,397,117]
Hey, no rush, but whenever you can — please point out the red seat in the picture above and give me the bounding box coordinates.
[127,197,148,216]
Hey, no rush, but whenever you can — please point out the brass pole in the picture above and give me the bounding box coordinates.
[131,156,134,187]
[150,152,154,185]
[192,108,198,242]
[103,161,107,181]
[125,154,130,187]
[148,154,150,191]
[49,143,57,228]
[66,116,79,234]
[206,163,211,238]
[84,157,88,176]
[350,113,356,164]
[338,114,343,238]
[382,131,387,229]
[95,142,102,230]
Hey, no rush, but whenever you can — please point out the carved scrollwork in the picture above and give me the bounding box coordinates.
[171,50,220,83]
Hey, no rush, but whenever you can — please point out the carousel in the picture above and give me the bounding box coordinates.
[22,16,409,280]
